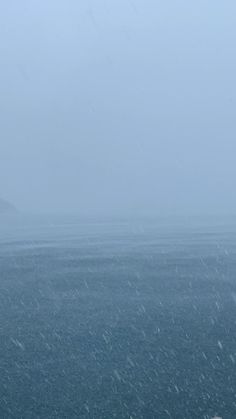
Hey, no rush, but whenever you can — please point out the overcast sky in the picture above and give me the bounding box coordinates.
[0,0,236,215]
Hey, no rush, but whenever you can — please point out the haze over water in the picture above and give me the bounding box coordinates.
[1,0,236,216]
[1,1,236,417]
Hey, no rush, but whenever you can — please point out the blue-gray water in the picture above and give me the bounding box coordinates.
[1,215,236,418]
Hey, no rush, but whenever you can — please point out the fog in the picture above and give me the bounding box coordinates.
[0,0,236,216]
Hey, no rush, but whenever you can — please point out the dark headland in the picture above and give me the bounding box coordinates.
[0,198,17,214]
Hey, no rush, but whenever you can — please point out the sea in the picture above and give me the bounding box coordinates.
[0,214,236,418]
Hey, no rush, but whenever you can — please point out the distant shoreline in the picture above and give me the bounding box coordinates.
[0,198,17,214]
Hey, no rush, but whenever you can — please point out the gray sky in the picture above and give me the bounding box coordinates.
[1,0,236,215]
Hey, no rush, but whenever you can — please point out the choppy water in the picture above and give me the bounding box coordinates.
[0,215,236,418]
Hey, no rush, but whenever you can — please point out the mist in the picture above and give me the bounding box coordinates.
[1,0,236,216]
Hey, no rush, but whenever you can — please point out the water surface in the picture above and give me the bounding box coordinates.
[0,215,236,418]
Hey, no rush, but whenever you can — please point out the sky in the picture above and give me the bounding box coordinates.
[0,0,236,215]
